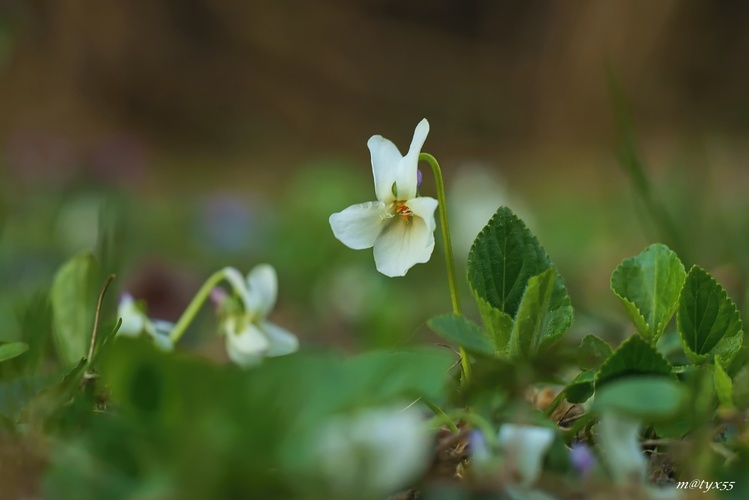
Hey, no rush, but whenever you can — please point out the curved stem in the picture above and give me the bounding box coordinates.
[424,399,460,433]
[419,152,471,384]
[169,269,228,343]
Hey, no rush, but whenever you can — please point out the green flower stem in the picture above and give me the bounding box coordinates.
[169,268,229,343]
[419,152,471,384]
[424,399,460,433]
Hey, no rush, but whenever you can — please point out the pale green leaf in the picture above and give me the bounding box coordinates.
[509,268,555,359]
[51,253,97,367]
[610,243,685,341]
[713,358,734,410]
[594,376,684,421]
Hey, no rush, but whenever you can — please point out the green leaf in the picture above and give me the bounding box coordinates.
[594,376,684,421]
[596,335,673,388]
[509,268,557,359]
[51,253,97,367]
[0,342,29,363]
[677,265,743,365]
[475,296,514,354]
[428,314,496,357]
[713,358,735,410]
[576,334,613,371]
[733,365,749,409]
[610,243,686,341]
[467,206,572,352]
[565,370,596,404]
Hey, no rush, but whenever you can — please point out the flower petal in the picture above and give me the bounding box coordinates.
[498,424,555,487]
[223,266,253,311]
[116,294,145,337]
[246,264,278,318]
[597,410,646,484]
[368,135,402,203]
[225,321,269,367]
[395,119,429,200]
[259,320,299,357]
[330,201,390,250]
[373,215,435,277]
[405,196,438,234]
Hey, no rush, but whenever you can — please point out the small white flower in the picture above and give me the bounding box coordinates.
[221,264,299,367]
[596,410,647,484]
[329,119,438,277]
[116,293,174,351]
[497,424,555,487]
[315,404,431,495]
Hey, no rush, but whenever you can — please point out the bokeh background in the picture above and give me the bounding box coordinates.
[2,0,749,355]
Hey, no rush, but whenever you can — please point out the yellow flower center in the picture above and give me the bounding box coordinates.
[395,202,412,221]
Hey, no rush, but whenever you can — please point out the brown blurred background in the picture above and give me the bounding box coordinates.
[3,0,749,350]
[2,0,749,166]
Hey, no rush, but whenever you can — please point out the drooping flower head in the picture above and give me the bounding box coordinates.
[116,293,174,351]
[329,119,438,277]
[220,264,299,367]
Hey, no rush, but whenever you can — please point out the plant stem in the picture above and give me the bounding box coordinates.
[169,268,228,343]
[424,399,460,433]
[419,152,471,384]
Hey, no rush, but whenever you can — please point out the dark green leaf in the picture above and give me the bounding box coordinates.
[576,334,613,371]
[51,253,97,367]
[428,314,496,357]
[596,335,673,389]
[565,370,595,404]
[0,342,28,363]
[677,265,743,365]
[467,206,572,352]
[594,376,684,421]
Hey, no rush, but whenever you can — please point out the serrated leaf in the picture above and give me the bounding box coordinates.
[0,342,29,363]
[565,370,595,404]
[610,244,685,341]
[596,335,673,389]
[594,376,683,421]
[51,253,97,367]
[713,358,734,410]
[677,265,743,366]
[577,335,613,371]
[475,296,514,353]
[509,268,557,359]
[467,206,572,352]
[428,314,496,357]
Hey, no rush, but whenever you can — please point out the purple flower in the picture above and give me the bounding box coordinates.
[569,442,596,478]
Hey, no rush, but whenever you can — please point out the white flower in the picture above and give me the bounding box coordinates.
[221,264,299,367]
[329,119,439,277]
[315,404,431,495]
[497,424,555,487]
[116,293,174,351]
[596,410,647,484]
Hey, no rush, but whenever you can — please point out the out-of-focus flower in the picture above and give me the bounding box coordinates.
[569,442,597,478]
[596,410,647,484]
[329,119,438,277]
[219,264,298,367]
[116,293,174,351]
[315,404,431,495]
[497,424,555,487]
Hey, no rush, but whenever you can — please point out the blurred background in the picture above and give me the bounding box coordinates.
[2,0,749,354]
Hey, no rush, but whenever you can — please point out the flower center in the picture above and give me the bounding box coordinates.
[395,202,412,221]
